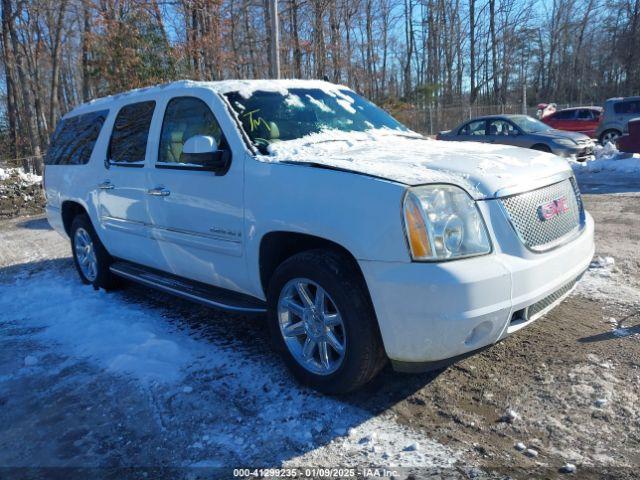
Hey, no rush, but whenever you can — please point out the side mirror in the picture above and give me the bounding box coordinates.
[180,135,229,173]
[183,134,218,155]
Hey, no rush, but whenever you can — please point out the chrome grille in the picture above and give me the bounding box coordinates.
[499,178,583,251]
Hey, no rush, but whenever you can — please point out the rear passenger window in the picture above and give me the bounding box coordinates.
[614,100,640,114]
[108,101,155,165]
[45,110,108,165]
[552,110,575,120]
[158,97,225,166]
[576,109,594,120]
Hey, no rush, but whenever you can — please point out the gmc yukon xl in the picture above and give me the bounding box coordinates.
[44,80,595,393]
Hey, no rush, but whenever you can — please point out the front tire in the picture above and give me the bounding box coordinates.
[267,249,386,394]
[70,214,118,290]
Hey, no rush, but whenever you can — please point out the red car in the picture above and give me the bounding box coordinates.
[541,107,602,138]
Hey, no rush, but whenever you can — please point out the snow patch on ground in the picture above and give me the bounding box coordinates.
[570,143,640,175]
[575,255,640,305]
[0,262,460,468]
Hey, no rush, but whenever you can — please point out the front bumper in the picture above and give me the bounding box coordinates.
[553,143,595,161]
[359,212,595,368]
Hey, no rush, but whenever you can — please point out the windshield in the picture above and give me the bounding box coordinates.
[223,88,408,153]
[510,116,551,133]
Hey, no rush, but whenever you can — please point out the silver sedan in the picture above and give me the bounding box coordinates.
[437,114,595,161]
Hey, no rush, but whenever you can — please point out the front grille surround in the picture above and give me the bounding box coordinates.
[499,178,584,252]
[526,277,578,320]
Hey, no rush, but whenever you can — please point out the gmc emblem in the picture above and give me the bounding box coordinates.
[538,196,569,221]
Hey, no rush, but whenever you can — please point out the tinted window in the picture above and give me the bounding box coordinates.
[614,100,640,114]
[109,101,155,164]
[552,110,576,120]
[487,119,517,136]
[45,110,108,165]
[158,97,224,165]
[576,109,595,120]
[459,120,486,136]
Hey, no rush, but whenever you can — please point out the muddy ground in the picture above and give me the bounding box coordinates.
[347,191,640,479]
[0,185,638,479]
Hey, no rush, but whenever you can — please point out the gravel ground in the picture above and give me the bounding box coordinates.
[0,182,638,479]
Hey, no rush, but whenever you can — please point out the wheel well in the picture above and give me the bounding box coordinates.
[61,201,88,236]
[599,128,621,141]
[531,143,551,152]
[259,232,364,295]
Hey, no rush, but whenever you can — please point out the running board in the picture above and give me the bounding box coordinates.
[109,260,267,313]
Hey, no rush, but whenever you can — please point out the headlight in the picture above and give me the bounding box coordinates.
[402,185,491,261]
[554,138,577,147]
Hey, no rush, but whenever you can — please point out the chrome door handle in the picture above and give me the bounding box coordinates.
[98,181,114,190]
[147,187,170,197]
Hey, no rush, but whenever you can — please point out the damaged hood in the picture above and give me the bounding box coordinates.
[261,130,574,199]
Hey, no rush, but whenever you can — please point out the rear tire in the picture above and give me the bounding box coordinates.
[599,129,621,145]
[267,249,386,394]
[70,214,119,290]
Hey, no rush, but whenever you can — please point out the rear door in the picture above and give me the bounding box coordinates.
[547,109,577,131]
[144,90,250,293]
[97,100,160,267]
[457,119,487,142]
[574,109,598,135]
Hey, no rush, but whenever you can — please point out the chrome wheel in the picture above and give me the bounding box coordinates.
[277,278,347,375]
[74,227,98,282]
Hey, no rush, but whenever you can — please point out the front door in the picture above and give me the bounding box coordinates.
[97,100,160,268]
[145,92,250,294]
[486,119,520,147]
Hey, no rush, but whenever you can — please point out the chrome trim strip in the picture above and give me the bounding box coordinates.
[109,266,266,313]
[101,215,146,226]
[157,225,242,244]
[100,216,241,244]
[493,171,573,199]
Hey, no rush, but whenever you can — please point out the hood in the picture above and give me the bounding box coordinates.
[261,130,573,199]
[537,129,591,142]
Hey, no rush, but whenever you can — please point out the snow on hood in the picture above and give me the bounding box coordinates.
[260,129,573,199]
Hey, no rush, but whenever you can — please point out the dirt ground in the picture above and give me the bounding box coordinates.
[347,192,640,479]
[0,187,638,479]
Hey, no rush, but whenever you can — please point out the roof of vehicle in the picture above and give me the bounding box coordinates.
[65,79,353,118]
[605,96,640,102]
[461,114,530,122]
[553,106,603,111]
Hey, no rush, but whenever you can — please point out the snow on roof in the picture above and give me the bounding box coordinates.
[66,79,353,118]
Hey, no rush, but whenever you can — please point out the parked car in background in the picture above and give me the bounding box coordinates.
[44,80,594,393]
[595,96,640,145]
[437,115,595,161]
[616,118,640,154]
[541,107,602,138]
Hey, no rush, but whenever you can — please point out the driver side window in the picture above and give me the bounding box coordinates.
[158,97,225,166]
[487,119,516,136]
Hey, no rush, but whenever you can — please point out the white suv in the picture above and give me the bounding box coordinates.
[44,80,595,393]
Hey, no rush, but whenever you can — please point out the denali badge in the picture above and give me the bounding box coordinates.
[538,196,569,221]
